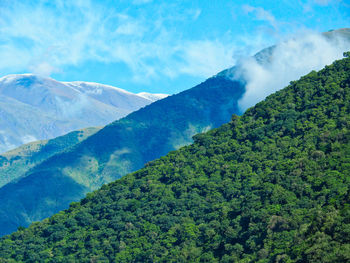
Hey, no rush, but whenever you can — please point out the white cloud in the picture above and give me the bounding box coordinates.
[115,22,143,36]
[303,0,341,13]
[55,94,89,118]
[313,0,333,5]
[29,61,60,77]
[233,31,350,111]
[191,9,202,20]
[0,131,17,152]
[2,0,346,88]
[177,40,236,77]
[242,5,278,30]
[21,135,37,144]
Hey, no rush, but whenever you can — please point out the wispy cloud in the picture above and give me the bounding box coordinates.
[1,0,347,88]
[313,0,334,6]
[242,5,278,30]
[132,0,153,5]
[0,1,236,81]
[302,0,343,13]
[236,2,350,111]
[177,40,236,77]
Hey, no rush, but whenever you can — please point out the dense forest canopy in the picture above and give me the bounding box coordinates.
[0,54,349,262]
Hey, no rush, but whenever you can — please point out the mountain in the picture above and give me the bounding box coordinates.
[0,74,164,153]
[0,127,100,188]
[0,29,349,237]
[1,53,349,262]
[0,70,245,236]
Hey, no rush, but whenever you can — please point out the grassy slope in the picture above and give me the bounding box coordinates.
[0,127,100,188]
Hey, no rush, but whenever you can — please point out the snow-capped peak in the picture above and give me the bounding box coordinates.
[0,73,168,153]
[65,81,136,96]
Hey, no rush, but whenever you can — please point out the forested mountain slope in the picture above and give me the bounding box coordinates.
[1,54,349,262]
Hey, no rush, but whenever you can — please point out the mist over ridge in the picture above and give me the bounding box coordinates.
[226,29,350,111]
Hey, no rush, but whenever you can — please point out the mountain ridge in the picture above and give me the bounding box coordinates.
[1,52,349,262]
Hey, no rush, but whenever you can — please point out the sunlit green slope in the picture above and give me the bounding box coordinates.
[0,127,100,188]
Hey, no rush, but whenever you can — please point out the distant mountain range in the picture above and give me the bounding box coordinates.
[0,74,167,153]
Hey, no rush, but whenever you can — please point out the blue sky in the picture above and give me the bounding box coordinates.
[0,0,349,94]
